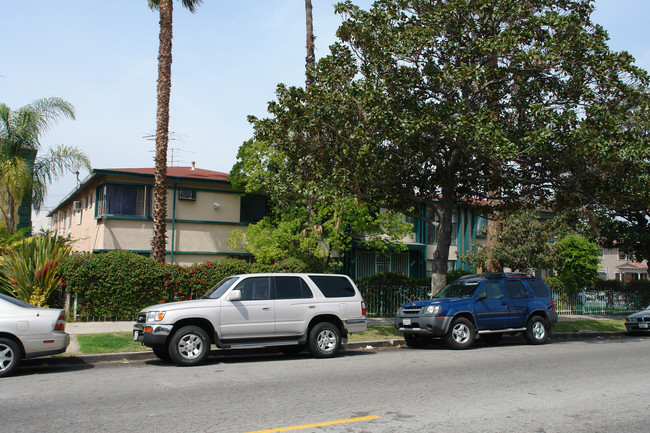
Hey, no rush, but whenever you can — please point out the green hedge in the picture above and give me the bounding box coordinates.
[59,251,311,318]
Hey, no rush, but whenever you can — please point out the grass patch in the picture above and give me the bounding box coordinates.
[75,332,149,354]
[553,319,626,333]
[348,325,402,342]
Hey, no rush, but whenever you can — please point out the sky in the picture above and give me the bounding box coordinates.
[3,0,650,213]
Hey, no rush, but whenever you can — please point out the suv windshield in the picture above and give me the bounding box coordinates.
[202,277,238,299]
[433,282,480,299]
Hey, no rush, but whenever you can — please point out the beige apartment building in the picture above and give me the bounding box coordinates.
[48,165,267,266]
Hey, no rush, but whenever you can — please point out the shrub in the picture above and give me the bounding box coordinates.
[356,272,429,316]
[58,252,313,318]
[0,234,72,307]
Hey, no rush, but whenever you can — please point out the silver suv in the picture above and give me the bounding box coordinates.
[133,273,367,365]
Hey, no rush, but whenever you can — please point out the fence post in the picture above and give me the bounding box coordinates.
[582,288,586,315]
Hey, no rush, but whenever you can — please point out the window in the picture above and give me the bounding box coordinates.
[235,277,271,300]
[240,195,269,223]
[504,280,528,299]
[96,184,151,217]
[426,207,439,245]
[618,250,627,260]
[309,275,355,298]
[473,215,488,238]
[356,251,409,278]
[478,282,502,300]
[451,212,458,246]
[274,276,313,299]
[527,279,551,298]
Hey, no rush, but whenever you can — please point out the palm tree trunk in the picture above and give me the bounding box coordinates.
[152,0,173,263]
[305,0,315,87]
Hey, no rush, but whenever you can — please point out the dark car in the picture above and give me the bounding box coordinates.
[625,305,650,334]
[395,273,558,349]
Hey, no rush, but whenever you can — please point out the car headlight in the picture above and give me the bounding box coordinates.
[146,311,166,322]
[423,305,441,315]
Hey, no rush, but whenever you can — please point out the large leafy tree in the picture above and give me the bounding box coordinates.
[249,0,649,292]
[0,97,91,234]
[147,0,202,263]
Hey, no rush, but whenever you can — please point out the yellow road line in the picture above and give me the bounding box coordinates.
[245,415,381,433]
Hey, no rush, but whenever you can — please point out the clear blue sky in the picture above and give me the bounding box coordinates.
[2,0,649,211]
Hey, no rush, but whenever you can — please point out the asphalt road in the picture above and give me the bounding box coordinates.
[2,335,649,433]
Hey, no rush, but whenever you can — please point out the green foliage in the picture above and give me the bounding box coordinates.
[0,97,91,233]
[555,235,601,292]
[461,210,557,272]
[58,251,312,318]
[0,234,72,307]
[445,269,473,284]
[246,0,649,281]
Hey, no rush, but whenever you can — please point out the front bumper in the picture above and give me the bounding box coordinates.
[133,323,174,346]
[625,321,650,333]
[394,315,452,337]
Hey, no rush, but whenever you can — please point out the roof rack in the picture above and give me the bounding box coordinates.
[486,272,534,279]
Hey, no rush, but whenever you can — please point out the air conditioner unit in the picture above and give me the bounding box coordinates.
[178,189,196,201]
[73,201,82,210]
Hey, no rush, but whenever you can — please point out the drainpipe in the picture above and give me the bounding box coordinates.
[171,182,178,264]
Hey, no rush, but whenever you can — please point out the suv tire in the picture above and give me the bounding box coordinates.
[404,333,432,349]
[309,322,341,358]
[445,317,475,350]
[152,344,172,362]
[525,316,549,345]
[168,326,210,366]
[0,338,20,378]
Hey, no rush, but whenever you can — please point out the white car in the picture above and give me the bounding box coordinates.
[0,294,70,377]
[134,273,367,365]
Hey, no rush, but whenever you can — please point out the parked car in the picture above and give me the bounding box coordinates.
[395,273,558,349]
[133,273,367,366]
[0,294,70,377]
[624,305,650,333]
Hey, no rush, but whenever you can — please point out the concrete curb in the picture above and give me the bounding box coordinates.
[53,331,631,365]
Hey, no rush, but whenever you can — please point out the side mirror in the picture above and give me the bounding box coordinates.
[476,292,487,301]
[227,290,241,302]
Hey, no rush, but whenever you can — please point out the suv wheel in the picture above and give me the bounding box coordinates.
[445,317,475,350]
[152,344,172,362]
[525,316,549,345]
[0,338,20,378]
[404,333,432,349]
[309,322,341,358]
[168,326,210,366]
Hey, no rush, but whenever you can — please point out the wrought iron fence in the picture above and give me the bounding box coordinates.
[361,285,430,317]
[551,289,644,316]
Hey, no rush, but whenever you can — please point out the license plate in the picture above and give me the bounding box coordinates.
[639,323,648,329]
[133,331,139,341]
[403,318,412,326]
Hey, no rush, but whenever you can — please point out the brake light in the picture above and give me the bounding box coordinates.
[551,298,556,311]
[54,313,66,331]
[361,301,366,316]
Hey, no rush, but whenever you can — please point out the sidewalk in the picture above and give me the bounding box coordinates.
[63,315,628,356]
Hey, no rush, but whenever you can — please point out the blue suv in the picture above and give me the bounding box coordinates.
[394,273,558,349]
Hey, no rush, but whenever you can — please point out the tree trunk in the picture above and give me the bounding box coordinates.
[485,213,503,272]
[152,0,173,263]
[304,0,315,87]
[430,190,455,296]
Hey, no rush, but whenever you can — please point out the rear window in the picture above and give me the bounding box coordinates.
[308,275,356,298]
[527,279,551,298]
[504,280,529,299]
[274,276,313,299]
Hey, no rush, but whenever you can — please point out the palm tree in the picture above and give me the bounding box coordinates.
[0,97,91,234]
[147,0,203,263]
[305,0,315,86]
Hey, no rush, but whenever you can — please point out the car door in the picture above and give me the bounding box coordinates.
[474,281,510,330]
[219,276,275,339]
[502,279,530,327]
[273,276,317,337]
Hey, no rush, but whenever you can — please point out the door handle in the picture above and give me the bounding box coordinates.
[262,307,270,311]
